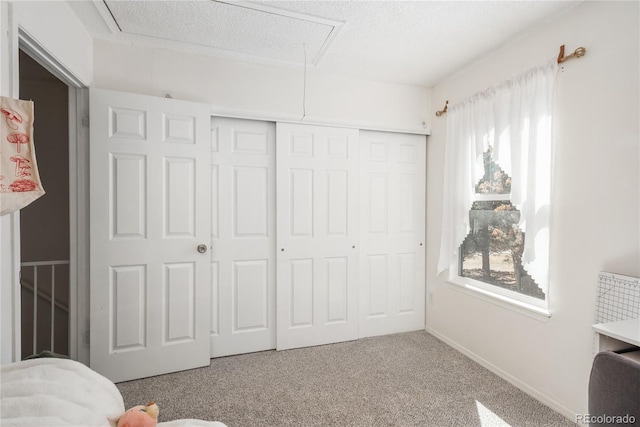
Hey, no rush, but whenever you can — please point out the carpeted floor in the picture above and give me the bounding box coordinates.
[117,331,576,426]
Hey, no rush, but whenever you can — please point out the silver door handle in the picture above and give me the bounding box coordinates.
[197,244,208,254]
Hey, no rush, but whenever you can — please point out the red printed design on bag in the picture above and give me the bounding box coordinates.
[0,108,23,130]
[10,155,32,177]
[7,132,30,153]
[9,178,37,192]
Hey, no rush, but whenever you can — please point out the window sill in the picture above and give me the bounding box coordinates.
[445,279,551,322]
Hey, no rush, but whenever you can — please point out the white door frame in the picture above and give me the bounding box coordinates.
[67,86,90,364]
[1,10,89,363]
[0,0,21,365]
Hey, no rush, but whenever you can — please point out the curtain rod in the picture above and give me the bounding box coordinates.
[435,44,586,117]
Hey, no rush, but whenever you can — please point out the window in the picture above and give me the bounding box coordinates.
[458,148,544,302]
[437,59,557,312]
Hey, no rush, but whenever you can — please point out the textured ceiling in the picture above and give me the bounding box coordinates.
[68,0,581,87]
[104,0,341,64]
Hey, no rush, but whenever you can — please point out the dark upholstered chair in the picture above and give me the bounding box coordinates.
[588,350,640,426]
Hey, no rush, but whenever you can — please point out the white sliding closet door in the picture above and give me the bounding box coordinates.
[276,123,359,350]
[89,89,211,382]
[359,131,426,337]
[210,117,276,357]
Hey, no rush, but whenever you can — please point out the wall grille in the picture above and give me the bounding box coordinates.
[594,272,640,324]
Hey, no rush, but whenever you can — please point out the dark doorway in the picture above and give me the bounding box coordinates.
[18,49,70,357]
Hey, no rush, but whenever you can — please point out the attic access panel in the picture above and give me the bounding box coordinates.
[103,0,342,65]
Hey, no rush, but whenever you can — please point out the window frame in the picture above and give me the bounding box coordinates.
[446,271,551,319]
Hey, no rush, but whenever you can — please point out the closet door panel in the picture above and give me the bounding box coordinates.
[277,123,359,351]
[210,117,276,357]
[359,131,426,337]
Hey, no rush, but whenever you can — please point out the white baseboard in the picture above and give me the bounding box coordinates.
[425,327,579,424]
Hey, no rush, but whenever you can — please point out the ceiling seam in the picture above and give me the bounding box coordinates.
[101,0,122,32]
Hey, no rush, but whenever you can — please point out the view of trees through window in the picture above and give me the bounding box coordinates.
[459,148,544,300]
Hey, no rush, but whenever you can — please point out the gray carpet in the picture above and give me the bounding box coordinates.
[117,331,576,426]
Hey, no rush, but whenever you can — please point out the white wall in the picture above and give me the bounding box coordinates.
[12,1,93,85]
[426,0,639,418]
[92,40,432,135]
[1,0,92,364]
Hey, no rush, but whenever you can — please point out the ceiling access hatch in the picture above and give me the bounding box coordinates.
[101,0,343,66]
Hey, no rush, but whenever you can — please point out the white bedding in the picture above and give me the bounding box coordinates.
[1,358,226,427]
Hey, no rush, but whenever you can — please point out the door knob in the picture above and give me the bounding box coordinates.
[197,244,208,254]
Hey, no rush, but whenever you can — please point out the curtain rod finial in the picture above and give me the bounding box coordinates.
[435,100,449,117]
[558,44,586,63]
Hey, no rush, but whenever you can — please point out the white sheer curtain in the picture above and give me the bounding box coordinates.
[437,58,557,295]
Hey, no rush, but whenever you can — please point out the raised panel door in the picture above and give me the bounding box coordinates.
[276,123,359,350]
[359,130,426,338]
[210,117,276,357]
[90,88,211,382]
